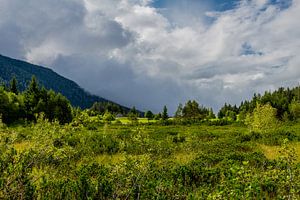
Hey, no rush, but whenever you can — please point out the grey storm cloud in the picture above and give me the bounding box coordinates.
[0,0,300,113]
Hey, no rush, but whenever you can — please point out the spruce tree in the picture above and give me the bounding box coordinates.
[28,76,39,95]
[10,77,18,95]
[162,105,168,120]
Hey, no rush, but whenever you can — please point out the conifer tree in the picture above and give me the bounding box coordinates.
[162,105,168,120]
[10,77,18,95]
[27,76,39,95]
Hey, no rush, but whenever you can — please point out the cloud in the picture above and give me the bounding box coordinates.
[0,0,299,113]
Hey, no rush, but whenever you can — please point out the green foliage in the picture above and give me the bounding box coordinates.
[154,113,162,120]
[162,105,168,120]
[24,77,73,124]
[128,107,139,124]
[1,119,300,199]
[0,54,130,109]
[183,100,201,120]
[217,87,300,124]
[0,87,25,124]
[0,76,72,124]
[2,55,300,199]
[238,87,300,121]
[208,108,216,119]
[226,110,237,121]
[103,111,115,123]
[237,110,247,122]
[182,100,212,122]
[218,103,238,120]
[289,100,300,121]
[90,101,124,115]
[128,106,138,116]
[144,110,154,120]
[9,76,18,95]
[174,103,183,119]
[245,103,279,134]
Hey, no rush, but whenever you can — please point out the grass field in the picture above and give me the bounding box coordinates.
[2,119,300,199]
[116,117,158,124]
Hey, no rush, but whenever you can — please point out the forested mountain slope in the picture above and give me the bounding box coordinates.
[0,54,126,110]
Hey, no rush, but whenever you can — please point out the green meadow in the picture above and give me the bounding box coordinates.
[1,115,300,199]
[2,78,300,199]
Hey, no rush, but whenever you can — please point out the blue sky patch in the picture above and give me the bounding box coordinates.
[240,43,264,56]
[269,0,292,10]
[152,0,292,11]
[151,0,239,11]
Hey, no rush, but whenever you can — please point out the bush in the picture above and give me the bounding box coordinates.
[246,103,280,134]
[103,111,115,123]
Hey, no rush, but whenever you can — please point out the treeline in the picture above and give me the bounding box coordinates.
[0,76,72,124]
[148,87,300,125]
[89,102,127,115]
[2,75,300,125]
[86,86,300,125]
[218,87,300,122]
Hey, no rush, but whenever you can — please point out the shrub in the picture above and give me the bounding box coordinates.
[245,103,280,134]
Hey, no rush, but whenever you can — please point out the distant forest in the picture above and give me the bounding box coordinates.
[1,75,300,126]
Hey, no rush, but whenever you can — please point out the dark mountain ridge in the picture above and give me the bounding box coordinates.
[0,54,129,111]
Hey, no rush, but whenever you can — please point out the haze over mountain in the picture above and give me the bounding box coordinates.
[0,54,127,110]
[0,0,299,113]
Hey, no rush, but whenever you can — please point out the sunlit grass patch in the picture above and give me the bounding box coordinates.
[14,141,32,152]
[260,142,300,162]
[116,117,157,124]
[174,152,197,164]
[95,153,127,165]
[117,117,130,124]
[138,118,151,124]
[259,144,281,160]
[293,143,300,162]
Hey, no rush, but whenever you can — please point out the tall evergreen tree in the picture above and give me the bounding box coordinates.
[27,76,39,95]
[10,76,18,95]
[24,76,40,119]
[162,105,168,120]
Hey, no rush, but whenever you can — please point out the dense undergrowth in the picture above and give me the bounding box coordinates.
[1,116,300,199]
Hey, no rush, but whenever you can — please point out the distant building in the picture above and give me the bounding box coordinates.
[116,114,124,118]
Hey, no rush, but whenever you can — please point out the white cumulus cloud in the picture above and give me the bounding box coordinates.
[0,0,299,113]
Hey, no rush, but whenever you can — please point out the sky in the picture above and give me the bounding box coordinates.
[0,0,299,113]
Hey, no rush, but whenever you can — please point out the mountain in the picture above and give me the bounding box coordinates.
[0,54,129,111]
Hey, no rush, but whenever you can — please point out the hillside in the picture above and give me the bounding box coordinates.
[0,54,127,110]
